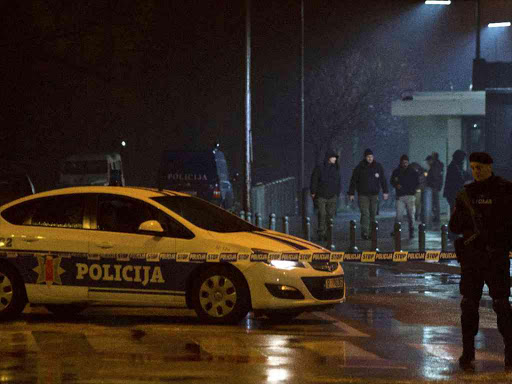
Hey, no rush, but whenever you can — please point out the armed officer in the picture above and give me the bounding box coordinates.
[449,152,512,372]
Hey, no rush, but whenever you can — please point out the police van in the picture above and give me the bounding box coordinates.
[0,186,345,324]
[58,153,125,187]
[158,148,234,210]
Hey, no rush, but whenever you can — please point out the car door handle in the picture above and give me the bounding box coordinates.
[95,242,114,249]
[21,236,39,243]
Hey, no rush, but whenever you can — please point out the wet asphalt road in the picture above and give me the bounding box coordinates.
[1,261,512,384]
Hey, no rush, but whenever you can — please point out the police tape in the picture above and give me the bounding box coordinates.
[9,250,512,264]
[168,251,460,263]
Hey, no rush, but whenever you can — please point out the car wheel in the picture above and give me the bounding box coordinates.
[264,311,303,322]
[45,304,87,317]
[0,264,27,321]
[192,266,250,324]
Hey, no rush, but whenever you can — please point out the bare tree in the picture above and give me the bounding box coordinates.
[305,49,416,171]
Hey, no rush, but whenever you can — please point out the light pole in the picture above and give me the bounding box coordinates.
[244,0,252,214]
[300,0,306,221]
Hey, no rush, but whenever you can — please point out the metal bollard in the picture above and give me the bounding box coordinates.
[418,223,426,252]
[246,212,252,224]
[269,213,276,231]
[255,213,262,228]
[393,222,402,252]
[441,224,448,252]
[305,217,311,241]
[371,221,379,252]
[239,210,246,220]
[282,216,289,235]
[348,220,359,253]
[327,218,335,251]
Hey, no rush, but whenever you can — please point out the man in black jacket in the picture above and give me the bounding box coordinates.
[449,152,512,372]
[445,150,472,240]
[409,161,427,221]
[426,152,444,223]
[348,148,388,240]
[310,151,341,241]
[390,155,420,239]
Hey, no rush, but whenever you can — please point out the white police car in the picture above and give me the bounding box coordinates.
[0,187,345,324]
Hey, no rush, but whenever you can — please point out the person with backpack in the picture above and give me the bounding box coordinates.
[310,151,342,241]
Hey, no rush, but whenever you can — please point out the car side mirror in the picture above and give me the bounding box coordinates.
[138,220,164,234]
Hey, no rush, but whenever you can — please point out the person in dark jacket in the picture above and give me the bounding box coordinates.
[310,151,341,241]
[390,155,420,239]
[348,148,388,240]
[426,152,444,223]
[444,150,472,240]
[409,161,427,221]
[449,152,512,372]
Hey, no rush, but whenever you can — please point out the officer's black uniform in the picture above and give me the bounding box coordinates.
[449,157,512,371]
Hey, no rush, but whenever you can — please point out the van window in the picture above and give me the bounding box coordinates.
[63,160,108,175]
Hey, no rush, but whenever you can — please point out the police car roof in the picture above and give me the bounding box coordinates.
[0,186,187,208]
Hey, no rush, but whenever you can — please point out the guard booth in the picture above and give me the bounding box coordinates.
[391,91,486,225]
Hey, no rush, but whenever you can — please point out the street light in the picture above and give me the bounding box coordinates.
[488,22,511,28]
[424,1,451,4]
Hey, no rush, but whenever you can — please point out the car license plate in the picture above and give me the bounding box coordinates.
[324,277,343,289]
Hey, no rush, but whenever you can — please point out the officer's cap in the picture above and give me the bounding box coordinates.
[469,152,493,164]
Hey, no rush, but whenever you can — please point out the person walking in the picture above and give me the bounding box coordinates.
[310,151,341,241]
[409,161,427,221]
[449,152,512,372]
[348,148,388,240]
[444,150,472,239]
[390,155,420,239]
[426,152,444,223]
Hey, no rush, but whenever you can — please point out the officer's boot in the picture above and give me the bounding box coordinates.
[505,342,512,371]
[492,298,512,371]
[459,297,479,371]
[459,336,475,372]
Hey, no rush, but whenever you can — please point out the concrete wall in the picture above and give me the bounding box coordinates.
[407,116,447,167]
[406,116,459,216]
[447,118,463,167]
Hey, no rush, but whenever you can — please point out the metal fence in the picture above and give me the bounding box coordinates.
[251,177,297,221]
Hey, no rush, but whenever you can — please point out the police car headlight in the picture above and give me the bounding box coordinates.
[251,249,305,269]
[269,260,305,269]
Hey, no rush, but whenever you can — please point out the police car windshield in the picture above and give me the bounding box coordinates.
[152,196,260,233]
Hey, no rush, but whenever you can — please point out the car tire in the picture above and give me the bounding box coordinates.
[191,266,250,324]
[0,263,27,321]
[264,310,303,322]
[45,304,87,317]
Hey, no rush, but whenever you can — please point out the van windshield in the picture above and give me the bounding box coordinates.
[63,160,108,175]
[152,195,260,233]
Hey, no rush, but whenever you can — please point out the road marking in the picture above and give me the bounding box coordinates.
[302,340,407,369]
[412,343,502,362]
[197,336,266,362]
[313,312,369,337]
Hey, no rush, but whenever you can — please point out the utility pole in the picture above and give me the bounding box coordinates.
[243,0,252,214]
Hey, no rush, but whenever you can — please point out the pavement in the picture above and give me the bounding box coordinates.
[274,208,454,253]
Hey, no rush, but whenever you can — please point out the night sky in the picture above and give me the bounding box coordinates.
[1,0,511,192]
